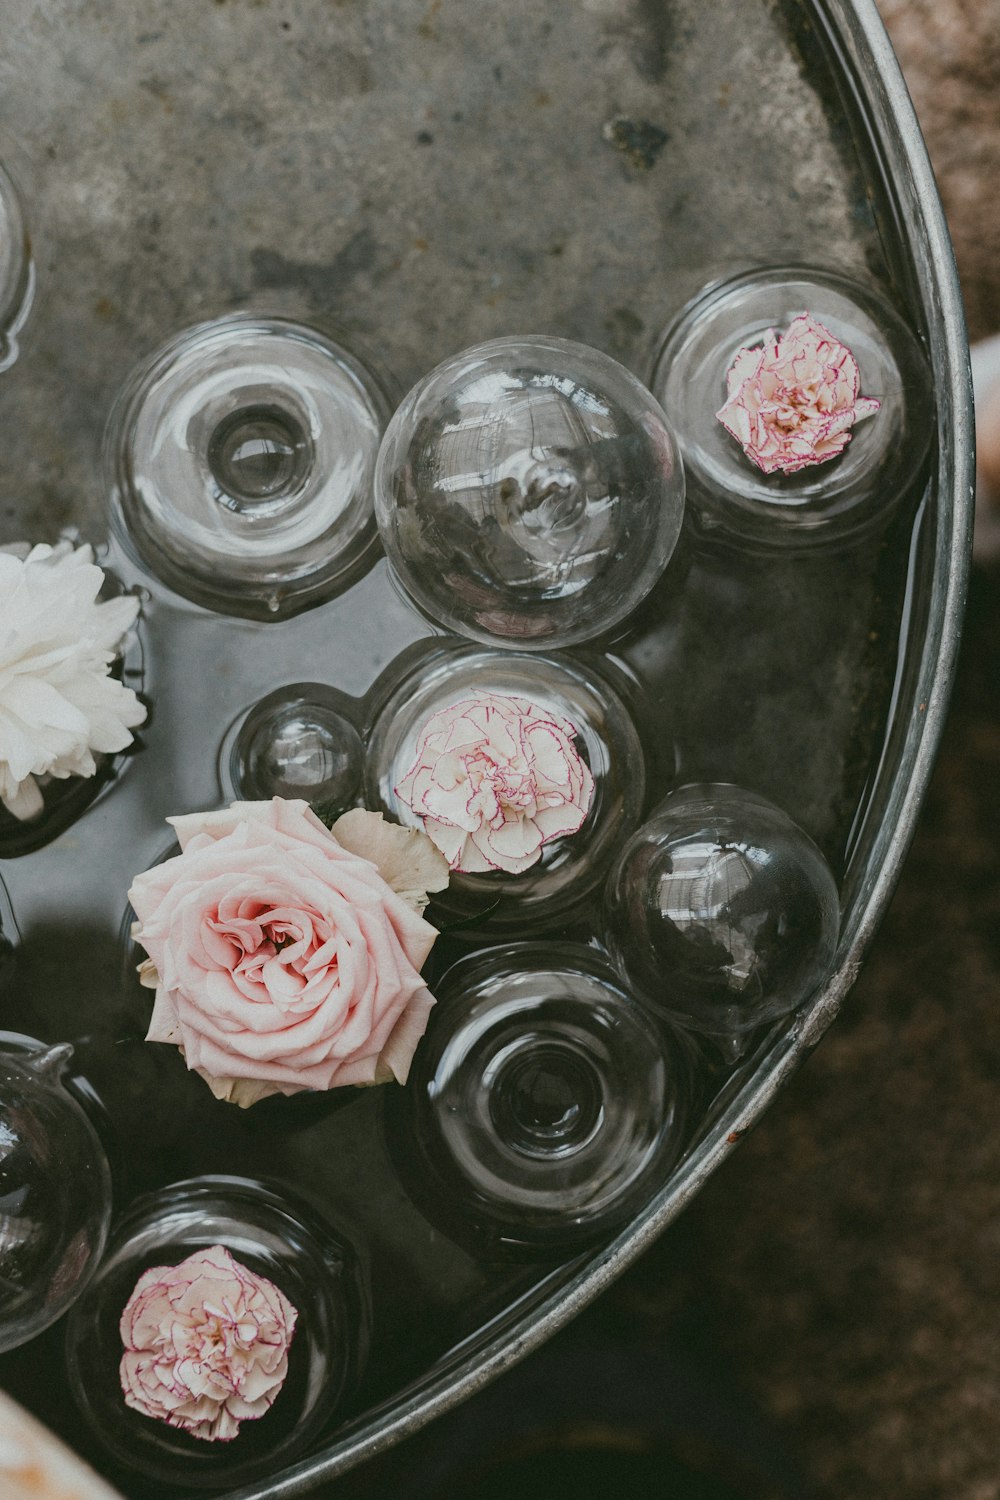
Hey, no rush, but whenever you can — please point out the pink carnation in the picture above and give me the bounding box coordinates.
[395,693,594,875]
[716,312,880,475]
[119,1245,296,1443]
[130,799,448,1107]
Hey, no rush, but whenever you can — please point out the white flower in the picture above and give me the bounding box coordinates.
[395,693,595,875]
[0,541,146,820]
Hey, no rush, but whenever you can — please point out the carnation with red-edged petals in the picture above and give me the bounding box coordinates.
[394,692,594,875]
[119,1245,296,1443]
[716,312,880,475]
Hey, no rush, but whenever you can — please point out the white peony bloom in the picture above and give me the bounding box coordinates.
[0,541,147,821]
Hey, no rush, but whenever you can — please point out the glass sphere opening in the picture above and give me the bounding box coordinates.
[393,945,692,1253]
[207,403,314,507]
[107,314,392,619]
[490,1043,604,1157]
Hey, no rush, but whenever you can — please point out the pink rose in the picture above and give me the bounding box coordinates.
[130,799,449,1107]
[394,692,594,875]
[119,1244,296,1443]
[716,312,880,474]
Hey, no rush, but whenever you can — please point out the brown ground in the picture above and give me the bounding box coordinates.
[878,0,1000,342]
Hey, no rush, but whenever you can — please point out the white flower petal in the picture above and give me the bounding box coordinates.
[0,543,146,821]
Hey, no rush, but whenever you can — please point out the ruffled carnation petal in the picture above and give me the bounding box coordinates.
[394,693,595,875]
[716,312,880,475]
[119,1246,297,1442]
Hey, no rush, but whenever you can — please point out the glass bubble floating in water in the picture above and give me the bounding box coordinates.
[107,314,393,620]
[605,784,840,1043]
[0,1037,111,1352]
[649,265,932,551]
[394,944,691,1255]
[0,159,32,370]
[365,641,646,929]
[229,683,364,810]
[375,336,685,648]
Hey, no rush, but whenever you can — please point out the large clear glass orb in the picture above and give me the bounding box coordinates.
[0,1038,112,1352]
[107,315,393,619]
[605,784,840,1039]
[391,944,691,1254]
[650,267,932,550]
[375,336,685,648]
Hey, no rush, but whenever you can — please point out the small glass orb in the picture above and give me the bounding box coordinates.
[107,314,394,619]
[230,683,364,810]
[393,944,690,1254]
[0,161,32,369]
[0,1038,112,1353]
[375,335,685,648]
[605,783,840,1040]
[650,266,932,550]
[366,642,647,929]
[64,1175,368,1490]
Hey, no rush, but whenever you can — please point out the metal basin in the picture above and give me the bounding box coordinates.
[0,0,972,1494]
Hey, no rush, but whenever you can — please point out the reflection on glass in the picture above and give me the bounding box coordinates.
[391,944,692,1255]
[605,783,840,1042]
[229,683,364,811]
[0,1037,111,1352]
[107,314,393,619]
[375,336,685,648]
[0,160,32,370]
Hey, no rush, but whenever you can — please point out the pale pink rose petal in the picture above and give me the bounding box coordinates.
[130,798,446,1105]
[716,311,880,475]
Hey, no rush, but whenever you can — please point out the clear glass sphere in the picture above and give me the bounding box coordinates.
[0,161,32,370]
[229,683,364,811]
[366,642,646,929]
[650,267,932,550]
[392,944,691,1254]
[64,1175,368,1490]
[0,1038,112,1352]
[605,783,840,1039]
[375,336,685,648]
[107,314,393,619]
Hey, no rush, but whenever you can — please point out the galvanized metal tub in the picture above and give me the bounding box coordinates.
[0,0,972,1494]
